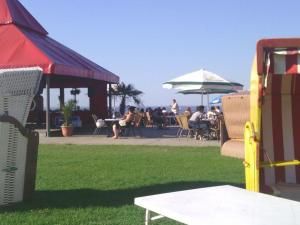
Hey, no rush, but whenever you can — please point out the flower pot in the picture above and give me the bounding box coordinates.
[61,125,73,137]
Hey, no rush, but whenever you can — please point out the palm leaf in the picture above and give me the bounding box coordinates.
[110,82,143,114]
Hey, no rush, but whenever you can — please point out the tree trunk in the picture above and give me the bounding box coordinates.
[119,97,126,115]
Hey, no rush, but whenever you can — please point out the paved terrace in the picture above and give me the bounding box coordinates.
[39,127,220,147]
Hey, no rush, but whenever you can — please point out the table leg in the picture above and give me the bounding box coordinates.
[145,209,150,225]
[105,121,113,137]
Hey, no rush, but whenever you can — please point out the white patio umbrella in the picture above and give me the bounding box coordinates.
[163,69,243,106]
[163,69,243,91]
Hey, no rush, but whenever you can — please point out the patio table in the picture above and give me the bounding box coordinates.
[104,118,121,137]
[134,185,300,225]
[104,118,120,122]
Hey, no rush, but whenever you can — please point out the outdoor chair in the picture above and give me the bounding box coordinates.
[208,116,221,140]
[175,115,183,137]
[196,120,212,140]
[133,113,143,136]
[145,112,154,128]
[92,114,106,135]
[220,91,250,159]
[139,112,147,127]
[121,113,143,137]
[0,67,42,206]
[178,115,193,138]
[244,38,300,201]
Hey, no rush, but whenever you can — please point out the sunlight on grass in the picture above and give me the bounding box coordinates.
[0,145,243,225]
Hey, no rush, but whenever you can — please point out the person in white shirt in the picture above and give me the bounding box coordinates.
[215,106,221,114]
[161,107,167,115]
[189,106,206,125]
[183,106,192,119]
[188,105,210,139]
[207,106,217,119]
[171,99,179,115]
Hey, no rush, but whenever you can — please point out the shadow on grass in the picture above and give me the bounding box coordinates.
[79,127,182,139]
[0,181,244,212]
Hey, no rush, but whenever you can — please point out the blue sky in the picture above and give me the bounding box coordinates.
[21,0,300,108]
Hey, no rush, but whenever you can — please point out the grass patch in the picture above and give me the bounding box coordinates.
[0,145,243,225]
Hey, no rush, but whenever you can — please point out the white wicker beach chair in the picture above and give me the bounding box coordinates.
[0,67,42,206]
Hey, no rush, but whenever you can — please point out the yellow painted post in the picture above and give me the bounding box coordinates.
[244,122,259,192]
[244,56,261,192]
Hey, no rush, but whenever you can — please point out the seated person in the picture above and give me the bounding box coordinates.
[161,107,168,115]
[214,106,221,115]
[183,107,192,119]
[161,107,169,126]
[207,106,217,119]
[188,105,210,139]
[145,108,154,126]
[112,106,135,139]
[152,107,164,129]
[139,108,147,127]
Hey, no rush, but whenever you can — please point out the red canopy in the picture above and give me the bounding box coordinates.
[0,0,119,83]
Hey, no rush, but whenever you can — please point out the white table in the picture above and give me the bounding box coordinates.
[104,118,120,122]
[134,185,300,225]
[104,118,121,136]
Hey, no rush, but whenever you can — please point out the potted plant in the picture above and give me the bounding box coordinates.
[70,88,80,109]
[61,100,76,137]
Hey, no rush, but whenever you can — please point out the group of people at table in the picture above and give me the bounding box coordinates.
[185,105,221,139]
[110,99,221,139]
[110,106,176,139]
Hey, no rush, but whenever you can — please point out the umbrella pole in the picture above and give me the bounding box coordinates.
[207,94,209,110]
[46,76,51,137]
[201,92,203,105]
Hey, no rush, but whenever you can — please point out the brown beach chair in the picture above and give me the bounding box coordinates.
[220,92,250,159]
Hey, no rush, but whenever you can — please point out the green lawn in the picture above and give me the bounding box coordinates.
[0,145,244,225]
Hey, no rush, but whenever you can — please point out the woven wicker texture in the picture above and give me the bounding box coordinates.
[222,92,250,139]
[0,67,42,205]
[0,67,43,125]
[0,123,28,204]
[221,139,245,159]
